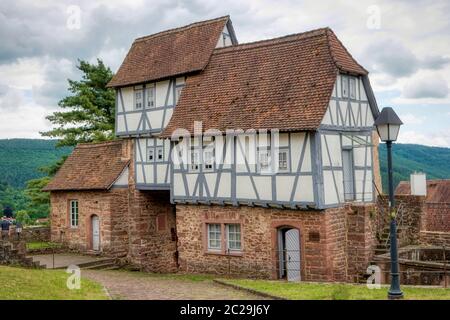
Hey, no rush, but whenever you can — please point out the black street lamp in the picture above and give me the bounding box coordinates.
[374,107,404,300]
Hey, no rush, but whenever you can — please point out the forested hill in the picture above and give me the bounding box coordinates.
[0,139,72,188]
[0,139,449,192]
[379,143,450,192]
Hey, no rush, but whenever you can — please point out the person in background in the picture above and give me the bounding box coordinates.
[1,218,10,240]
[3,206,13,219]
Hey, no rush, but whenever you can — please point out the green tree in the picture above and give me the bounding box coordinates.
[41,59,116,147]
[15,210,32,225]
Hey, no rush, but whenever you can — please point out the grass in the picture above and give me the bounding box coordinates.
[26,241,61,250]
[220,279,450,300]
[0,266,108,300]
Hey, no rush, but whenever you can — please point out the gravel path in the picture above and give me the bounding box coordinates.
[82,270,265,300]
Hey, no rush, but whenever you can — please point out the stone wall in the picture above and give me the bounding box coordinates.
[424,203,450,232]
[420,231,450,247]
[176,203,376,282]
[20,226,50,242]
[50,188,129,256]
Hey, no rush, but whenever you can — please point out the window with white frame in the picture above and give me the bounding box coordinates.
[226,224,241,252]
[207,224,221,250]
[135,89,143,109]
[278,149,289,172]
[147,147,154,162]
[258,149,271,173]
[342,76,349,98]
[156,146,164,162]
[349,78,356,99]
[203,149,214,171]
[190,149,200,172]
[146,85,155,108]
[69,200,79,228]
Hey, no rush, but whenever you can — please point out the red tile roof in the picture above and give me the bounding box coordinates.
[43,140,130,191]
[395,179,450,203]
[107,16,230,88]
[161,28,368,137]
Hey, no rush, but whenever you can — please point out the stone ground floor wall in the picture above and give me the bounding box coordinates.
[176,203,377,282]
[420,231,450,247]
[126,190,178,273]
[50,189,129,256]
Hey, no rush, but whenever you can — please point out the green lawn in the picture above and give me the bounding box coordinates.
[26,241,61,250]
[0,266,108,300]
[220,279,450,300]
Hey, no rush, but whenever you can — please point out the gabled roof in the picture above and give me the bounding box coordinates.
[160,28,369,137]
[43,141,130,191]
[395,179,450,203]
[107,16,233,88]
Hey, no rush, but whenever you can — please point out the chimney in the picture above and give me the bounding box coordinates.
[410,172,427,196]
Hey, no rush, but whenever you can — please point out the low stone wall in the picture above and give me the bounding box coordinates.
[20,226,51,242]
[420,231,450,247]
[0,240,37,267]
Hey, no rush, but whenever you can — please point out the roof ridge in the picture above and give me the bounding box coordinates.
[326,29,368,74]
[76,140,123,148]
[212,27,329,54]
[134,15,229,43]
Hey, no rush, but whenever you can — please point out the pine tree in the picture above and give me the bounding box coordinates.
[41,59,115,147]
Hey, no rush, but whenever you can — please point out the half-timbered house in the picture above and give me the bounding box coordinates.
[46,16,382,282]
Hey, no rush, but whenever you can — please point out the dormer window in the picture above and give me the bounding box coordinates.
[135,89,143,109]
[146,85,155,108]
[349,78,356,99]
[342,76,349,98]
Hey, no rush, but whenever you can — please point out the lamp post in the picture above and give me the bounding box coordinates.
[374,107,404,300]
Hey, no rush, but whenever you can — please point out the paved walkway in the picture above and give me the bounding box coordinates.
[29,254,110,269]
[82,270,265,300]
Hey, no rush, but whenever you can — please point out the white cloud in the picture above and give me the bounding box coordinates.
[399,113,426,125]
[403,74,449,99]
[398,129,450,148]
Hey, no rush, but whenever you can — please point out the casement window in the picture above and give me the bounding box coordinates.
[342,76,349,98]
[278,149,290,172]
[156,146,164,162]
[190,150,200,172]
[146,85,155,108]
[226,224,241,252]
[203,149,214,171]
[147,148,154,162]
[207,224,221,251]
[257,149,271,173]
[206,223,242,253]
[69,200,79,228]
[147,146,164,163]
[175,86,183,104]
[134,89,143,109]
[349,78,356,99]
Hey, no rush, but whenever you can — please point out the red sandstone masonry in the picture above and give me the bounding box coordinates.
[175,203,376,281]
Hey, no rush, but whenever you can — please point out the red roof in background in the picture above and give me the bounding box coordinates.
[161,28,368,136]
[43,141,130,191]
[395,180,450,203]
[107,16,230,88]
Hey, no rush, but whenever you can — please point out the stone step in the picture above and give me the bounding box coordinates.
[82,262,118,270]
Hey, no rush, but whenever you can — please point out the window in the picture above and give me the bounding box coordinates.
[204,150,214,171]
[342,76,348,98]
[258,149,271,173]
[278,150,289,172]
[190,150,200,172]
[175,86,183,104]
[135,89,143,109]
[156,146,164,162]
[207,224,221,250]
[349,78,356,99]
[69,200,78,228]
[147,148,154,162]
[146,85,155,108]
[226,224,241,252]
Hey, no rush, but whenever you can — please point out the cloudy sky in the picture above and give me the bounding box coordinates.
[0,0,449,147]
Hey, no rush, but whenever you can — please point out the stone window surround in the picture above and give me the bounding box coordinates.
[202,218,245,257]
[270,220,307,280]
